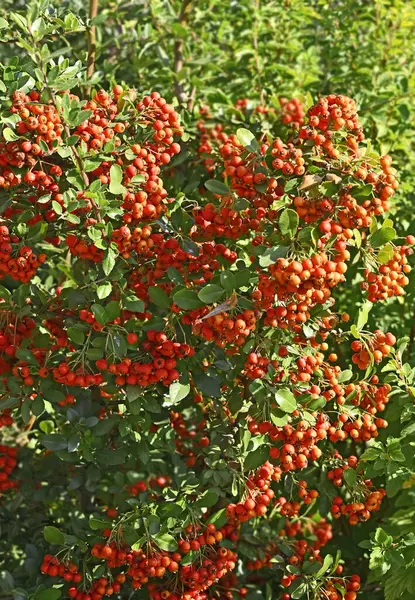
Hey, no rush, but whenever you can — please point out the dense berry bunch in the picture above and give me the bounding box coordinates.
[0,59,412,600]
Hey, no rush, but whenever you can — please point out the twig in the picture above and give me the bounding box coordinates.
[24,415,36,432]
[253,0,264,105]
[87,0,99,85]
[173,0,193,106]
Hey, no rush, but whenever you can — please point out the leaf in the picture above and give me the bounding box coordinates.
[126,386,142,402]
[378,243,394,264]
[244,445,270,471]
[351,183,374,200]
[173,289,204,310]
[384,569,410,600]
[91,303,107,325]
[97,449,127,466]
[356,301,372,331]
[168,267,185,285]
[198,284,225,304]
[40,434,68,451]
[314,554,334,578]
[307,397,326,411]
[205,179,229,195]
[168,382,190,405]
[401,422,415,437]
[298,174,323,190]
[43,525,65,545]
[67,327,85,345]
[103,247,118,276]
[208,508,228,528]
[220,271,236,291]
[275,388,297,413]
[258,246,289,267]
[338,369,353,383]
[279,208,299,238]
[109,164,127,195]
[343,468,357,486]
[35,590,61,600]
[97,282,112,299]
[375,528,393,546]
[194,489,220,508]
[236,128,258,151]
[124,295,145,312]
[193,370,221,398]
[360,447,382,461]
[291,583,308,600]
[369,226,396,249]
[89,516,112,530]
[148,286,171,308]
[152,532,178,552]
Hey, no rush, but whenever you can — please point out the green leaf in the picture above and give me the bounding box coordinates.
[208,508,228,528]
[168,382,190,405]
[350,183,374,199]
[236,128,258,151]
[109,164,127,195]
[97,282,112,299]
[152,532,178,552]
[401,422,415,437]
[43,525,65,545]
[89,516,112,530]
[194,489,220,508]
[343,468,357,486]
[378,243,394,264]
[375,528,393,546]
[173,289,204,310]
[148,286,171,308]
[40,434,68,451]
[2,127,18,141]
[52,200,62,215]
[205,179,229,195]
[198,284,224,304]
[124,295,145,312]
[279,208,299,238]
[338,369,353,383]
[314,554,333,578]
[356,301,372,331]
[67,327,85,345]
[167,267,185,285]
[369,226,396,249]
[275,388,297,413]
[384,569,409,600]
[244,445,270,471]
[91,303,107,325]
[193,370,221,398]
[126,386,142,402]
[35,590,61,600]
[291,583,308,600]
[103,247,118,276]
[220,271,236,291]
[360,447,382,461]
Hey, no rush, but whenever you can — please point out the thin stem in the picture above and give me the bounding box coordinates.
[253,0,264,105]
[173,0,193,106]
[87,0,99,83]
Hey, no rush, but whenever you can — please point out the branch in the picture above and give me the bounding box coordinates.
[173,0,193,106]
[87,0,99,83]
[253,0,264,106]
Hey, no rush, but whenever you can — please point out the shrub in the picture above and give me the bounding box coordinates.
[1,5,415,600]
